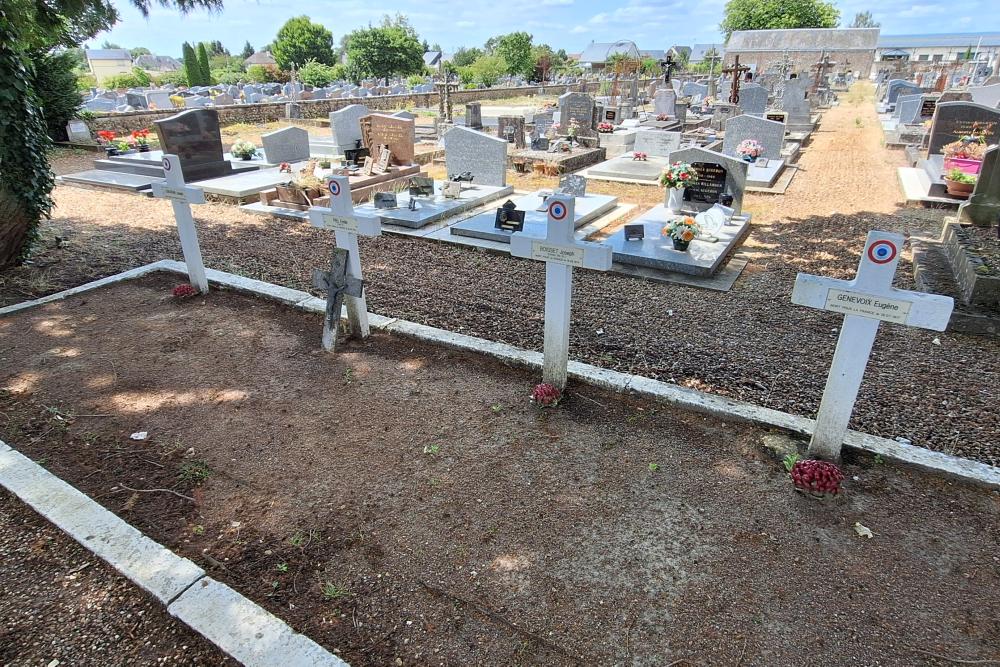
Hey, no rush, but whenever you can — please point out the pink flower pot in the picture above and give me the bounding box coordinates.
[943,157,982,175]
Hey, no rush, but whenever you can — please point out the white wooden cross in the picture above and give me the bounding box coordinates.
[307,175,381,349]
[510,194,612,390]
[150,154,208,293]
[792,231,954,460]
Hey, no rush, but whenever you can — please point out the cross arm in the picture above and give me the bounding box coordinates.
[151,181,206,205]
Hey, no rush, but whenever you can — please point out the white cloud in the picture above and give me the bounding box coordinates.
[570,24,590,33]
[587,12,608,23]
[456,20,475,27]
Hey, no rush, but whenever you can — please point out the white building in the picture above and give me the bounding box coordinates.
[876,33,1000,72]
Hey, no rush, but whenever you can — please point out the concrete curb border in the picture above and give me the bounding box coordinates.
[4,261,998,493]
[0,441,348,666]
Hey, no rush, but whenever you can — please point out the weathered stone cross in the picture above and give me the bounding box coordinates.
[150,154,208,293]
[510,195,612,389]
[792,231,954,460]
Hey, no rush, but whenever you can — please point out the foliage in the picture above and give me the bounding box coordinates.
[35,50,83,140]
[181,41,199,85]
[451,46,482,68]
[406,74,424,86]
[76,72,97,90]
[201,39,228,56]
[463,54,506,88]
[530,383,562,407]
[298,58,338,86]
[245,63,272,83]
[945,168,977,184]
[154,70,187,86]
[240,40,253,59]
[849,10,879,28]
[212,69,243,85]
[639,56,659,76]
[494,32,533,79]
[129,46,150,57]
[343,20,423,81]
[720,0,839,39]
[230,139,257,159]
[103,67,151,88]
[272,15,335,70]
[196,41,212,84]
[782,453,801,472]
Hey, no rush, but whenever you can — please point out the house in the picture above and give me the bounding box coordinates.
[85,48,133,84]
[724,28,880,77]
[875,33,1000,73]
[133,54,182,72]
[689,43,725,65]
[577,42,666,71]
[423,51,442,68]
[243,50,277,68]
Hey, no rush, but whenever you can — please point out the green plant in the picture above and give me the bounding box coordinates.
[182,42,200,86]
[75,72,97,91]
[154,70,187,87]
[191,524,206,535]
[318,159,331,169]
[648,463,660,473]
[782,452,801,472]
[230,139,257,159]
[855,117,863,128]
[490,403,503,413]
[213,70,244,85]
[196,42,212,84]
[299,59,338,87]
[945,168,977,184]
[290,531,307,547]
[35,50,82,141]
[245,64,272,83]
[342,367,354,384]
[423,443,441,455]
[321,581,350,599]
[343,18,424,82]
[720,0,840,39]
[178,459,211,484]
[273,16,335,71]
[276,563,289,572]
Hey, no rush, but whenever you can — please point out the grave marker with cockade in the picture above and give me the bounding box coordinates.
[510,195,612,389]
[792,231,953,460]
[150,154,209,293]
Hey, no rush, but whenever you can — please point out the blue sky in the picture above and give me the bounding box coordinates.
[93,0,1000,58]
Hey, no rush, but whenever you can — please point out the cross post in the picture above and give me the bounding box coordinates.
[791,231,954,460]
[150,154,208,293]
[510,195,613,389]
[721,55,750,105]
[313,249,364,352]
[307,175,381,348]
[811,52,836,94]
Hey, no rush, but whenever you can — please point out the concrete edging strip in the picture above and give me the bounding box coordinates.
[5,261,1000,489]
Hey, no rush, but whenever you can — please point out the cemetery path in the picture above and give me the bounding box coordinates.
[8,88,1000,468]
[1,275,998,667]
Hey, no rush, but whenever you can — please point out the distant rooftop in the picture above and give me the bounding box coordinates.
[877,33,1000,49]
[578,42,663,64]
[727,28,880,53]
[85,49,131,61]
[133,54,182,71]
[690,43,725,62]
[244,50,276,66]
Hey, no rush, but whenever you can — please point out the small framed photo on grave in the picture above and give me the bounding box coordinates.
[531,137,550,151]
[362,156,374,176]
[624,224,645,241]
[754,157,769,167]
[408,176,435,197]
[494,200,525,232]
[344,147,369,165]
[374,192,397,209]
[374,146,391,174]
[442,180,462,198]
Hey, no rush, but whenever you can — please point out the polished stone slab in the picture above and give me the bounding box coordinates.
[449,192,617,243]
[58,169,162,192]
[353,182,513,229]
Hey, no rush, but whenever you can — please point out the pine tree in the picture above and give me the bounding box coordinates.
[196,42,212,84]
[181,42,199,86]
[241,41,254,60]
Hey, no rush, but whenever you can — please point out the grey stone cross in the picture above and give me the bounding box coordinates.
[313,248,364,352]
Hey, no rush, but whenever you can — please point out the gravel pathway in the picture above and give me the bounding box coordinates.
[0,491,231,665]
[5,85,999,466]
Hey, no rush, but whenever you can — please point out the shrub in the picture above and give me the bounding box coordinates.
[154,71,187,87]
[103,67,151,90]
[407,74,425,86]
[213,70,244,85]
[75,72,97,91]
[299,59,337,87]
[35,51,83,141]
[246,64,273,83]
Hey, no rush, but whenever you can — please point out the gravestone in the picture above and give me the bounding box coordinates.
[738,83,768,115]
[887,80,922,104]
[153,109,232,181]
[558,91,596,135]
[125,91,147,109]
[443,126,507,187]
[633,130,682,157]
[893,93,922,119]
[969,83,1000,109]
[927,101,1000,155]
[213,93,234,106]
[392,110,416,120]
[146,91,172,109]
[781,78,811,124]
[654,89,677,116]
[330,104,369,151]
[682,81,707,98]
[66,120,91,143]
[465,102,483,129]
[669,146,748,214]
[186,96,211,108]
[497,116,526,148]
[261,126,310,163]
[958,145,1000,226]
[723,115,785,159]
[711,103,740,131]
[896,96,923,124]
[557,174,586,197]
[360,113,415,165]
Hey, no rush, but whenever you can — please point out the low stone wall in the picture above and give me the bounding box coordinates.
[85,80,653,135]
[942,222,1000,308]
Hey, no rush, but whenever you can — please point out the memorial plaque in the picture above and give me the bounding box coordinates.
[374,192,397,209]
[408,176,435,197]
[919,97,937,120]
[684,162,728,205]
[442,180,463,198]
[765,111,788,123]
[374,146,391,174]
[362,156,374,176]
[531,137,550,151]
[361,113,415,165]
[624,224,645,241]
[494,200,525,232]
[344,147,369,164]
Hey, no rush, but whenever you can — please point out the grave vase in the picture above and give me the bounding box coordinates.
[666,187,684,213]
[672,237,690,251]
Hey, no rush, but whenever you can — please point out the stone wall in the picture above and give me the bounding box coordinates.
[85,80,640,135]
[723,51,876,79]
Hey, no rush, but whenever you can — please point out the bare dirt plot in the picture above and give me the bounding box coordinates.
[1,274,998,666]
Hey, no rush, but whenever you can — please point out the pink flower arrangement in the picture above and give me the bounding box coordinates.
[597,122,614,133]
[659,161,699,189]
[736,139,764,160]
[530,383,562,407]
[632,151,648,161]
[656,113,670,121]
[790,459,845,496]
[172,284,198,298]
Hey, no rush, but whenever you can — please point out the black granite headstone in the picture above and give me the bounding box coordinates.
[153,109,231,181]
[684,161,727,205]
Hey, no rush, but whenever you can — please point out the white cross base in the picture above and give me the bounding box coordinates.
[307,175,381,340]
[150,154,208,293]
[510,194,612,389]
[792,231,954,460]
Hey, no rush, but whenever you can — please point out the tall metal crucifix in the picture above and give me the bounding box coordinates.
[811,52,835,94]
[721,55,750,105]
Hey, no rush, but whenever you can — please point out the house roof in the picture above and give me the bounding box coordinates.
[134,54,182,71]
[877,33,1000,49]
[726,28,880,53]
[243,50,276,66]
[423,51,442,66]
[85,49,131,61]
[578,43,663,64]
[689,43,724,62]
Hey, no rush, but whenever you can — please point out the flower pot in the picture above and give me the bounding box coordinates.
[666,187,684,213]
[943,178,975,199]
[104,147,119,157]
[138,144,151,153]
[672,238,690,251]
[943,157,982,176]
[740,154,754,162]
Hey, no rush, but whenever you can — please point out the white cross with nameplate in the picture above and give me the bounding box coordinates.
[510,194,612,389]
[792,231,954,460]
[307,175,381,348]
[150,154,208,293]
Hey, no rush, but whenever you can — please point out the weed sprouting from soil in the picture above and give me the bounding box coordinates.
[321,582,350,600]
[178,460,211,484]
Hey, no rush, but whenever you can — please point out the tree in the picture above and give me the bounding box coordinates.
[181,41,199,85]
[0,0,221,267]
[720,0,839,39]
[464,54,506,87]
[130,46,151,58]
[494,32,533,79]
[35,50,82,141]
[196,41,211,83]
[272,15,334,70]
[245,63,272,83]
[298,59,338,86]
[100,40,122,49]
[240,40,253,59]
[849,11,879,28]
[344,21,423,81]
[451,46,482,68]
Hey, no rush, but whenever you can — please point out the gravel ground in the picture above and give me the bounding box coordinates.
[0,491,232,665]
[5,84,999,466]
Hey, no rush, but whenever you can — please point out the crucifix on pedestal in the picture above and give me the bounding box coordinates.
[150,154,208,293]
[307,175,381,351]
[791,231,954,460]
[811,52,835,94]
[721,55,750,105]
[510,195,612,390]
